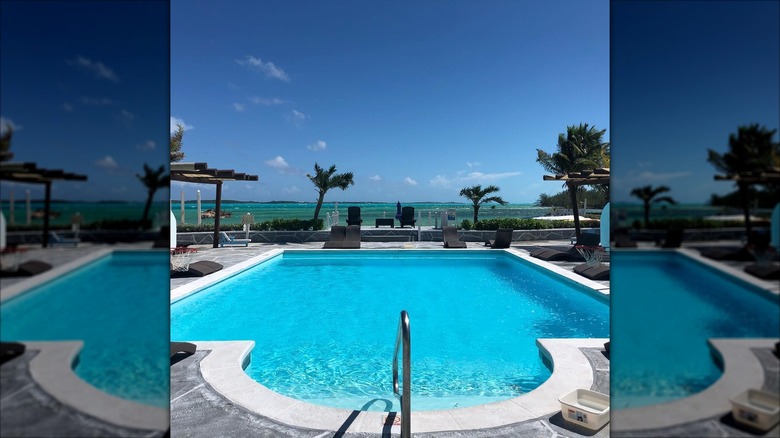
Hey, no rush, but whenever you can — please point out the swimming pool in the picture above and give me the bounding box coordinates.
[170,250,609,411]
[0,250,170,408]
[610,250,779,410]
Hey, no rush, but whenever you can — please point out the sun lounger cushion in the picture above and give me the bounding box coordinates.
[485,228,513,249]
[574,264,610,280]
[170,261,223,278]
[744,263,780,280]
[534,247,584,262]
[442,226,467,248]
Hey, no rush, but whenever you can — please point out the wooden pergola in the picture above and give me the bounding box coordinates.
[0,162,88,247]
[542,167,610,243]
[170,162,259,248]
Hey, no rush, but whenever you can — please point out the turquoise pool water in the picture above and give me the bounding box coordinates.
[611,251,779,410]
[171,250,609,411]
[0,251,170,408]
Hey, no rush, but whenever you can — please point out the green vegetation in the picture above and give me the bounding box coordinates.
[460,217,598,230]
[177,218,324,232]
[459,185,508,224]
[535,188,607,209]
[307,163,354,222]
[136,163,169,228]
[170,124,185,162]
[536,123,609,240]
[629,185,677,228]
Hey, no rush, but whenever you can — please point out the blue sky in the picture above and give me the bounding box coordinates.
[0,0,170,203]
[171,0,609,203]
[611,0,780,204]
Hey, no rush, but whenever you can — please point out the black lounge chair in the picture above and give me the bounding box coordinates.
[346,207,363,226]
[0,260,53,277]
[530,233,601,261]
[442,226,467,248]
[485,228,513,249]
[399,206,416,228]
[170,342,196,358]
[656,228,684,248]
[613,230,637,248]
[573,264,610,281]
[744,263,780,280]
[170,260,223,278]
[323,225,361,249]
[1,342,26,365]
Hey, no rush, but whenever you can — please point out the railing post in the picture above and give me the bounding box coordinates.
[393,310,411,438]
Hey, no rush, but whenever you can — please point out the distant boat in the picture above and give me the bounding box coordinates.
[201,209,232,219]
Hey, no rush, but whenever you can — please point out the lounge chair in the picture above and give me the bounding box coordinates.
[170,260,223,278]
[744,263,780,280]
[612,230,637,248]
[485,228,513,249]
[574,264,610,280]
[170,341,196,358]
[530,233,600,261]
[656,228,684,248]
[1,342,26,365]
[49,232,79,247]
[1,260,52,277]
[323,225,361,249]
[346,207,363,226]
[219,232,251,247]
[442,226,467,248]
[399,206,416,228]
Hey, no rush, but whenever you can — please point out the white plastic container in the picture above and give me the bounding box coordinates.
[730,388,780,431]
[559,389,610,430]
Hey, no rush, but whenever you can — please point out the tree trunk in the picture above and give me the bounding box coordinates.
[568,183,581,243]
[644,200,650,228]
[313,192,325,221]
[141,189,154,226]
[473,204,479,224]
[739,182,753,243]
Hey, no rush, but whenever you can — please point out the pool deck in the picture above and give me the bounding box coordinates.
[1,242,170,437]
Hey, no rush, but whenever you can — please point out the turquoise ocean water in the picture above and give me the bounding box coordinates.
[170,202,561,227]
[0,201,168,228]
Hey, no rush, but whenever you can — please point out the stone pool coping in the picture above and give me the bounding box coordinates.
[190,338,609,433]
[611,338,777,432]
[13,341,169,432]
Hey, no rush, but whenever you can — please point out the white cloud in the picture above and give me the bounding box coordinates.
[236,55,290,82]
[429,175,452,188]
[265,155,290,170]
[369,175,381,181]
[630,170,692,183]
[135,140,156,151]
[69,56,119,82]
[248,96,287,106]
[404,177,418,186]
[170,117,193,133]
[286,109,308,127]
[461,171,522,182]
[62,103,74,112]
[0,117,21,134]
[120,109,135,121]
[95,156,118,170]
[233,102,246,112]
[307,140,327,151]
[282,186,300,194]
[466,161,481,168]
[80,97,113,106]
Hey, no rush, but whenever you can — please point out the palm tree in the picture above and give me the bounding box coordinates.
[707,124,779,242]
[536,123,609,241]
[307,163,354,222]
[170,124,185,162]
[629,185,677,228]
[136,164,169,227]
[1,123,13,162]
[459,185,508,224]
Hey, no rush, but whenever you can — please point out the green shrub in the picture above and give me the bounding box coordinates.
[474,218,598,230]
[460,219,473,230]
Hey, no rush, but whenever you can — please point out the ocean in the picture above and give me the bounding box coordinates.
[0,201,169,228]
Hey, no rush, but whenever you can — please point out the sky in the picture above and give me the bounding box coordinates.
[171,0,610,204]
[0,0,170,203]
[611,0,780,204]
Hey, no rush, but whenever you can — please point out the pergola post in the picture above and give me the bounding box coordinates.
[43,181,52,248]
[212,180,223,248]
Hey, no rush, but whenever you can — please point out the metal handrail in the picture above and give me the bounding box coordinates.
[392,310,411,438]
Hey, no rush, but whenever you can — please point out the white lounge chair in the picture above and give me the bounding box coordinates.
[49,232,79,247]
[219,232,250,247]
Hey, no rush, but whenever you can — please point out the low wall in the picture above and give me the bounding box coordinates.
[176,227,586,245]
